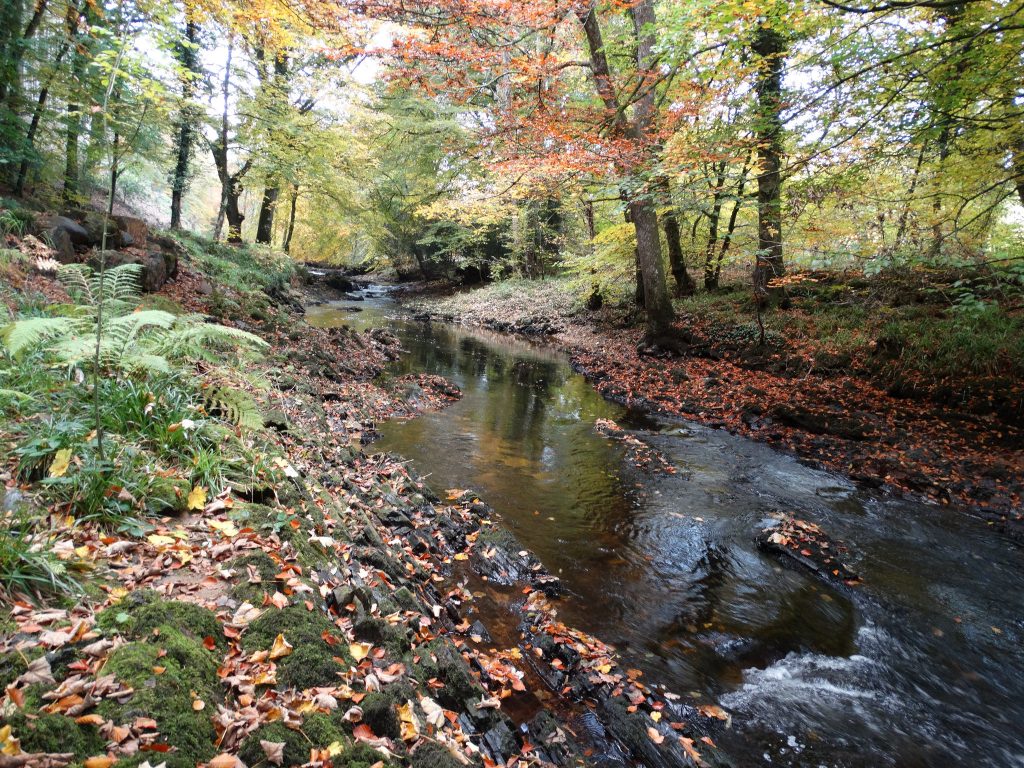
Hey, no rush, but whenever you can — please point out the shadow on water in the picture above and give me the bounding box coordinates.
[306,295,1024,768]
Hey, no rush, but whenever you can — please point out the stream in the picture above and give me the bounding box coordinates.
[306,288,1024,768]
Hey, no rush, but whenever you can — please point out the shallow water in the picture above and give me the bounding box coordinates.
[306,291,1024,768]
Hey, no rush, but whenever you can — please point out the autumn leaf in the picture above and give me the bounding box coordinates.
[48,448,72,477]
[349,642,373,661]
[0,725,21,756]
[187,485,207,511]
[208,754,241,768]
[269,633,293,660]
[647,726,664,745]
[261,740,286,766]
[83,757,116,768]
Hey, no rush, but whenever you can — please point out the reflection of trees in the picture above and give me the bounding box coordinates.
[384,321,633,553]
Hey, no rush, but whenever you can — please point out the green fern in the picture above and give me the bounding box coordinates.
[204,386,263,430]
[0,264,267,375]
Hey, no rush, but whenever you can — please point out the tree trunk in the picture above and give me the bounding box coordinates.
[14,41,67,196]
[751,25,786,299]
[223,184,245,243]
[662,208,694,297]
[1014,139,1024,208]
[170,19,200,229]
[630,197,674,339]
[283,184,298,253]
[255,186,279,244]
[62,3,84,205]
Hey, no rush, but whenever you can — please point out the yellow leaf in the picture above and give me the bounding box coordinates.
[453,553,469,561]
[349,642,372,661]
[49,448,72,478]
[270,633,293,660]
[0,724,20,756]
[187,485,207,510]
[596,664,613,674]
[651,711,662,722]
[83,758,115,768]
[208,519,239,538]
[146,534,175,548]
[326,741,344,757]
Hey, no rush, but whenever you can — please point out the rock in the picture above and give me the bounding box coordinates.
[769,403,872,441]
[75,210,119,246]
[262,409,290,432]
[88,249,169,292]
[325,272,355,292]
[2,489,24,511]
[757,515,861,585]
[46,226,77,264]
[197,279,214,295]
[113,214,148,249]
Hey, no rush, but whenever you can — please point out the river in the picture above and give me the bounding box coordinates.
[306,288,1024,768]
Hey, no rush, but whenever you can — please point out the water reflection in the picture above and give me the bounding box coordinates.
[306,299,1024,768]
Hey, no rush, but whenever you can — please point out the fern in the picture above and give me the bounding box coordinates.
[204,385,263,430]
[58,263,144,319]
[1,317,85,356]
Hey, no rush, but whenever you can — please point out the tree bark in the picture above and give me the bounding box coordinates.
[63,6,84,205]
[170,19,200,229]
[210,38,248,243]
[630,197,674,337]
[255,185,279,244]
[14,40,67,196]
[283,183,299,253]
[751,25,786,300]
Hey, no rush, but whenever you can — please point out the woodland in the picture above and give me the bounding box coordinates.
[0,0,1023,766]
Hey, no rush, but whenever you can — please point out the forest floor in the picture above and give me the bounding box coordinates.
[407,274,1024,538]
[0,240,728,768]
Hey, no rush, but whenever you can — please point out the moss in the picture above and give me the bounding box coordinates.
[410,640,485,712]
[4,711,105,760]
[244,604,351,690]
[238,714,344,767]
[339,743,398,768]
[0,646,44,690]
[96,590,224,650]
[393,587,423,613]
[359,692,401,740]
[411,740,464,768]
[98,626,220,765]
[353,617,411,658]
[229,551,280,604]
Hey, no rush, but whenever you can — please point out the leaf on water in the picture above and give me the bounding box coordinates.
[647,726,664,745]
[269,633,293,660]
[48,448,72,478]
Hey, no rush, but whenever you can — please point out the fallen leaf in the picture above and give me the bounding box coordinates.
[261,740,285,766]
[83,758,115,768]
[187,486,207,511]
[269,633,293,660]
[49,448,72,477]
[349,642,373,661]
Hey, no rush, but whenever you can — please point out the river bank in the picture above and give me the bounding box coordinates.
[405,277,1023,538]
[0,242,729,768]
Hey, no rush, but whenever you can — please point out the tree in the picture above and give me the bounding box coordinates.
[170,18,202,229]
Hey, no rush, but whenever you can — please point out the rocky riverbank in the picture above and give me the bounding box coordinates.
[1,244,729,768]
[407,280,1023,539]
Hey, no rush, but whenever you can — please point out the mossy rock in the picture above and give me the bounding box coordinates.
[96,590,225,650]
[3,711,105,761]
[237,714,343,767]
[244,604,351,690]
[409,639,485,712]
[359,692,401,740]
[353,617,411,658]
[98,626,220,765]
[411,740,465,768]
[228,551,280,604]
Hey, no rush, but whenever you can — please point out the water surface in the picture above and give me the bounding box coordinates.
[306,292,1024,768]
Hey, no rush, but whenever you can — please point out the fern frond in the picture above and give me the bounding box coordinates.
[157,317,268,359]
[1,317,82,356]
[57,265,95,306]
[119,352,171,374]
[204,386,263,430]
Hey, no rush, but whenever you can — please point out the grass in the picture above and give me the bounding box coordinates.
[173,230,298,295]
[0,505,80,599]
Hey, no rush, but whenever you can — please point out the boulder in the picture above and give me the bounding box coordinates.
[324,272,355,292]
[47,226,78,264]
[88,249,169,292]
[148,234,182,279]
[113,215,148,249]
[36,213,89,250]
[74,210,119,247]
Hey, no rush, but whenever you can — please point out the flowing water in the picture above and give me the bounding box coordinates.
[307,289,1024,768]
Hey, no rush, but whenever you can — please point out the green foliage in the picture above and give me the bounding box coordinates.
[0,505,80,599]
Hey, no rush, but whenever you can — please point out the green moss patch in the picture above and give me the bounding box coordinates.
[98,626,220,765]
[244,604,351,689]
[237,714,343,767]
[411,740,464,768]
[3,711,105,761]
[229,551,280,604]
[96,590,224,650]
[410,639,485,712]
